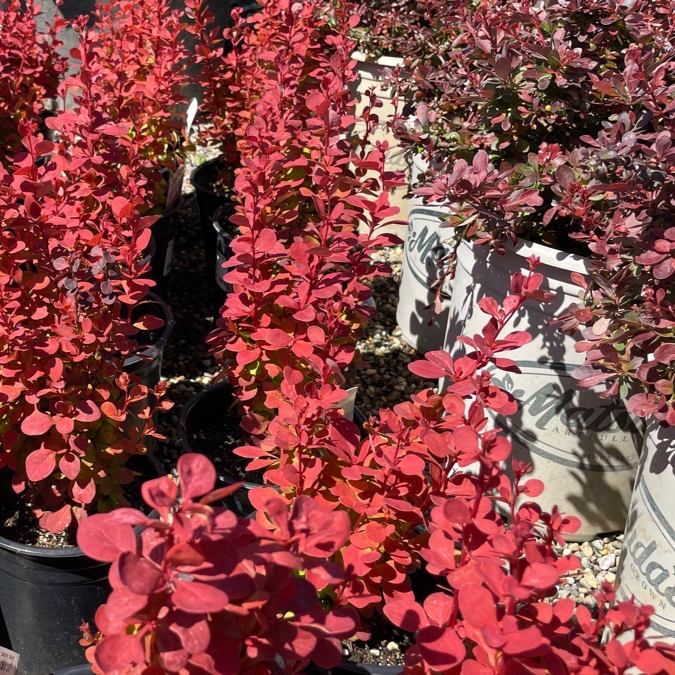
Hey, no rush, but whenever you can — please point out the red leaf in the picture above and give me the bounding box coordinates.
[502,625,544,655]
[95,634,145,671]
[142,476,178,511]
[75,400,101,423]
[55,416,75,435]
[59,452,81,480]
[520,479,544,497]
[105,587,149,623]
[172,580,229,613]
[409,359,446,379]
[21,410,53,436]
[458,585,497,627]
[521,562,560,590]
[423,593,454,627]
[133,314,165,331]
[170,617,211,655]
[634,649,668,674]
[25,448,56,481]
[478,296,500,318]
[383,595,429,632]
[417,625,465,669]
[177,453,216,500]
[255,228,277,253]
[77,515,137,562]
[42,504,73,534]
[118,552,163,595]
[73,477,96,504]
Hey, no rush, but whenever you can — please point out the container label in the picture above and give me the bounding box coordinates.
[0,647,19,675]
[403,209,453,291]
[163,238,175,277]
[617,423,675,639]
[491,362,642,471]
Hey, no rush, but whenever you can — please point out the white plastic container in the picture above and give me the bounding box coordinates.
[350,51,409,237]
[397,153,453,352]
[617,420,675,641]
[444,239,643,540]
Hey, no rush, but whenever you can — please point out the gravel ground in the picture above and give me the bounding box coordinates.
[154,155,623,626]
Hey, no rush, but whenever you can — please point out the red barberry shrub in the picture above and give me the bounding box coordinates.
[0,122,169,533]
[392,0,675,251]
[0,0,67,164]
[48,0,191,216]
[376,262,675,673]
[77,453,361,673]
[206,0,404,438]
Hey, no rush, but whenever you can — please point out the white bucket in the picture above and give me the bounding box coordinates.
[350,51,409,237]
[617,420,675,642]
[444,239,643,540]
[396,152,453,353]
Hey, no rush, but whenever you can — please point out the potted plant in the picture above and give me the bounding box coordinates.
[176,0,401,508]
[70,268,675,672]
[389,0,675,538]
[75,453,362,673]
[555,104,675,634]
[49,0,192,300]
[0,0,67,166]
[329,0,439,233]
[0,123,171,674]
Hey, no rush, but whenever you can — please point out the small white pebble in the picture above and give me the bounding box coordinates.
[386,641,399,652]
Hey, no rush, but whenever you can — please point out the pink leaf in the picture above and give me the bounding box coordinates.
[105,587,149,623]
[521,562,560,590]
[177,454,216,500]
[142,476,179,510]
[133,314,165,331]
[458,585,497,627]
[21,410,53,436]
[25,448,56,481]
[172,580,229,613]
[75,400,101,423]
[418,625,465,669]
[383,595,429,632]
[95,634,145,671]
[77,515,137,562]
[118,552,163,595]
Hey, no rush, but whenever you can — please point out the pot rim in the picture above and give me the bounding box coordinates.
[458,237,591,275]
[350,50,404,69]
[123,292,175,369]
[176,382,265,490]
[189,155,228,195]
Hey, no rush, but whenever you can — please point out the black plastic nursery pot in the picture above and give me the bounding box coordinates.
[211,202,237,312]
[305,662,402,675]
[122,292,175,453]
[177,383,368,515]
[148,196,184,300]
[0,454,163,675]
[190,157,236,287]
[177,381,257,516]
[123,292,175,390]
[51,666,93,675]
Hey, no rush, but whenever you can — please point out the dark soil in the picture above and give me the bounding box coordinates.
[343,612,412,668]
[0,457,159,548]
[186,411,266,485]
